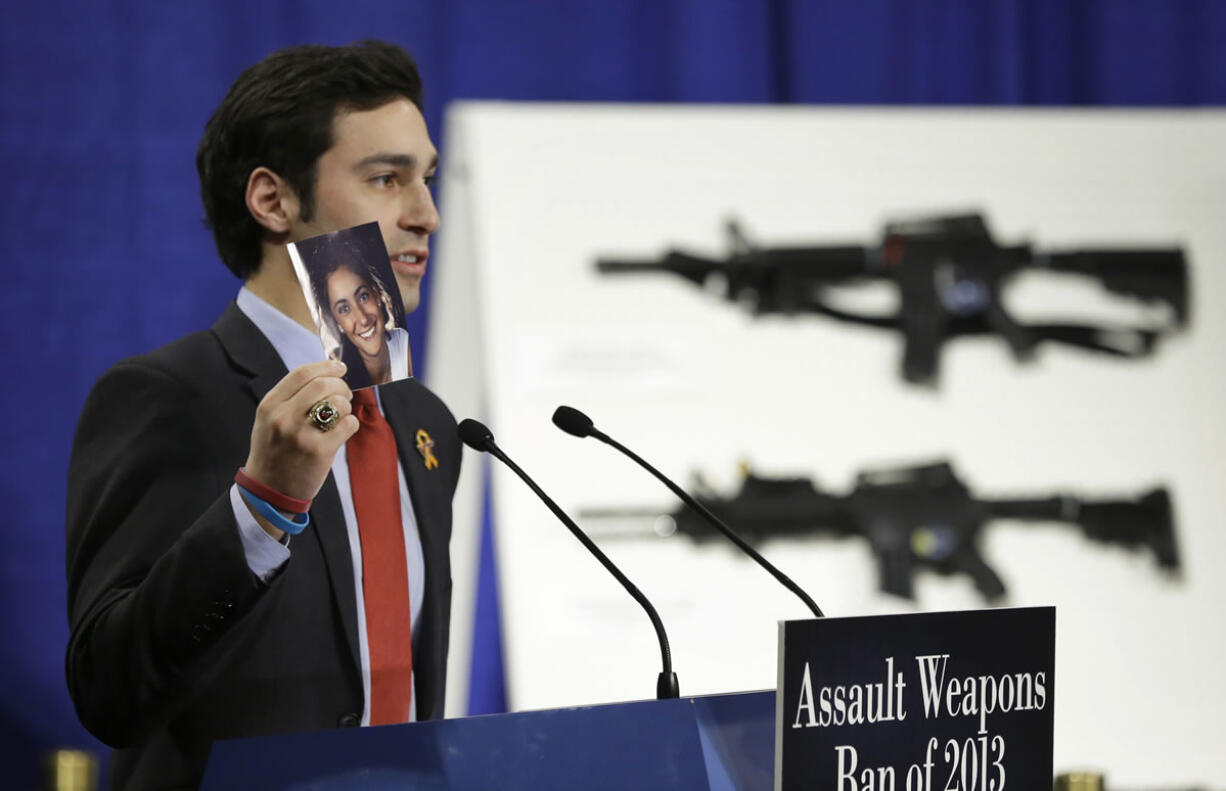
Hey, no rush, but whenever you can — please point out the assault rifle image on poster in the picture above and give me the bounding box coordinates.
[581,461,1180,602]
[596,213,1189,384]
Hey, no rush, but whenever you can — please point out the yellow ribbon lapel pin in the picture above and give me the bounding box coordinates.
[415,429,440,470]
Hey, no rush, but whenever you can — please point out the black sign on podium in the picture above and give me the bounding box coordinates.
[776,607,1055,791]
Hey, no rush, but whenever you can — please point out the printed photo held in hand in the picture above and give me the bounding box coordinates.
[289,221,414,389]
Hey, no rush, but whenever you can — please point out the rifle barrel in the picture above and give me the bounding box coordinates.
[596,252,723,287]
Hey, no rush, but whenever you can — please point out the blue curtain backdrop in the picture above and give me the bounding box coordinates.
[2,0,1223,785]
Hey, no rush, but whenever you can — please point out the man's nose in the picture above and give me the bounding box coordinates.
[400,182,440,236]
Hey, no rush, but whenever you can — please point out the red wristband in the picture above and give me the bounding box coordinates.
[234,468,312,514]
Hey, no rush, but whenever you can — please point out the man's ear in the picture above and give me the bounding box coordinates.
[245,166,300,234]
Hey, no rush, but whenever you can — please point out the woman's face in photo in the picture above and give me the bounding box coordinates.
[327,266,385,360]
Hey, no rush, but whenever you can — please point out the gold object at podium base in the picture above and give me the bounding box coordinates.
[1054,771,1106,791]
[44,749,98,791]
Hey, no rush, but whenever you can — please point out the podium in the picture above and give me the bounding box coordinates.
[203,607,1055,788]
[202,690,775,790]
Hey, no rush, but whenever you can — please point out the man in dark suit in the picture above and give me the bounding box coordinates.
[65,41,459,790]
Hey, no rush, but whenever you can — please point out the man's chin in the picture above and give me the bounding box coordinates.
[395,277,422,315]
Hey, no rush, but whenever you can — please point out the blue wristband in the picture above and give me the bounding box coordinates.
[238,486,310,535]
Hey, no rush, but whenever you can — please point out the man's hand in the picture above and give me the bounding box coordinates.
[242,360,359,538]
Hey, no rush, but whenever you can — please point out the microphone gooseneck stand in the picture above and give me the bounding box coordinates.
[552,405,824,618]
[457,418,680,699]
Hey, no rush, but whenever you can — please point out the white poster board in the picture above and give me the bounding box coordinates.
[427,103,1226,787]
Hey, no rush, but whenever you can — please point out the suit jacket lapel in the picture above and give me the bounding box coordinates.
[212,302,363,677]
[213,302,287,408]
[381,380,443,539]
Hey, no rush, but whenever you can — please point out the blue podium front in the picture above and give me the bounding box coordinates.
[202,690,775,790]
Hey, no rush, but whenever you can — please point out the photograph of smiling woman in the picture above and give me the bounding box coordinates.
[289,221,413,389]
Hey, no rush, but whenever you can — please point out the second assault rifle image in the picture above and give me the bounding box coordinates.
[596,213,1189,385]
[582,461,1180,602]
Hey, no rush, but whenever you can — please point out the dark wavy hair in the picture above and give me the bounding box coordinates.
[197,40,424,279]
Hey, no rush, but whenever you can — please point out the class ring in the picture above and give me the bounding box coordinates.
[308,399,340,432]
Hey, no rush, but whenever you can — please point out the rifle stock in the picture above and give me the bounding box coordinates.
[1044,249,1189,324]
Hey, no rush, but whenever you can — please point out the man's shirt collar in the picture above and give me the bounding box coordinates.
[236,286,326,372]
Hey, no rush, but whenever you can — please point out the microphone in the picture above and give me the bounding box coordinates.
[457,418,680,699]
[552,406,824,618]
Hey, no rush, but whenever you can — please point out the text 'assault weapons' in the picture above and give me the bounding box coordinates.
[582,461,1179,603]
[596,213,1188,385]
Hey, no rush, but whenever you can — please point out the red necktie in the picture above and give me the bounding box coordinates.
[347,388,413,725]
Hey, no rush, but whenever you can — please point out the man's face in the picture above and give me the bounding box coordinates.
[291,98,440,313]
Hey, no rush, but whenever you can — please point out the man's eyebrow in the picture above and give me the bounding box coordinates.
[355,152,440,171]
